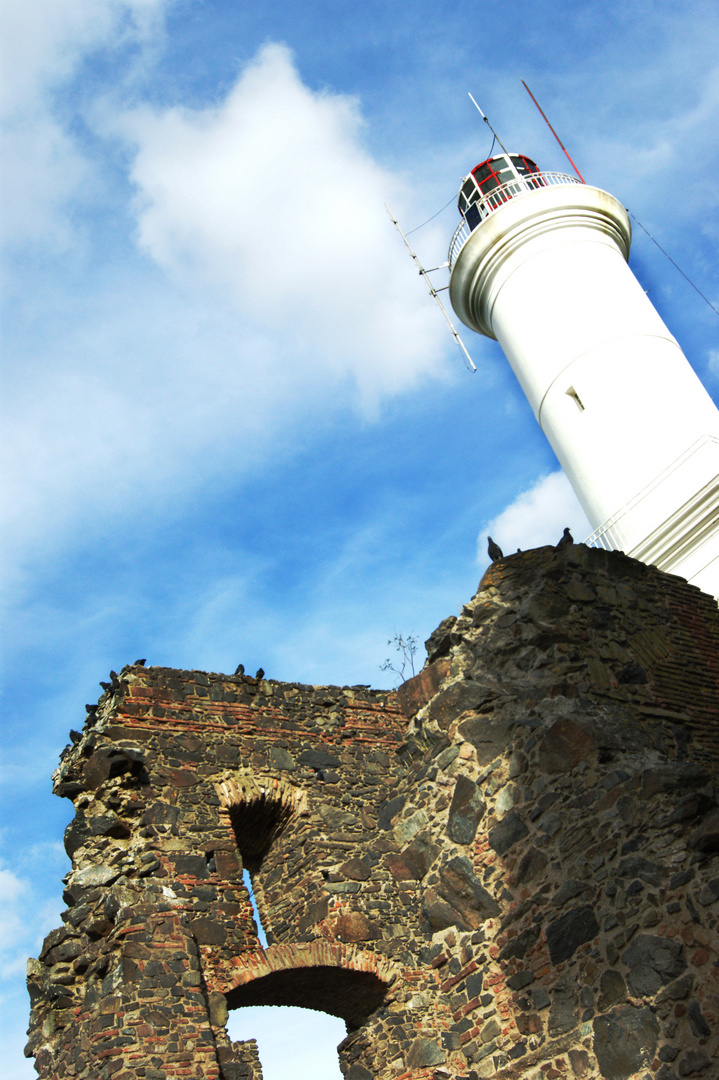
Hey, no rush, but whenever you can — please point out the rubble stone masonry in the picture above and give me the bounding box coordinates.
[26,545,719,1079]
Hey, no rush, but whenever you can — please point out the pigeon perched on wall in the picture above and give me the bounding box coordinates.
[487,537,504,561]
[557,527,574,547]
[135,659,146,666]
[255,668,265,680]
[234,663,245,676]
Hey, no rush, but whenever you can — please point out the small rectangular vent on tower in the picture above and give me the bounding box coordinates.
[566,386,585,412]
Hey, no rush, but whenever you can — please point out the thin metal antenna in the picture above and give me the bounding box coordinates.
[520,80,585,183]
[385,204,477,372]
[467,93,523,184]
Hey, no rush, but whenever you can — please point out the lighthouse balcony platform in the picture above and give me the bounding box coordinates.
[449,170,583,269]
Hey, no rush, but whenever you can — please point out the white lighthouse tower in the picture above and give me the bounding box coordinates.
[448,153,719,599]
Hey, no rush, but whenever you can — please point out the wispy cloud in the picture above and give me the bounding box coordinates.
[477,470,592,567]
[0,0,169,247]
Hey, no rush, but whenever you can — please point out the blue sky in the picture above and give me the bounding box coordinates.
[2,2,719,1076]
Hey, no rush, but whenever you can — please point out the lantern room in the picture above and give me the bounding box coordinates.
[458,153,543,230]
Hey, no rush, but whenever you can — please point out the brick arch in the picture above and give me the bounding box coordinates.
[214,772,308,862]
[219,943,397,1029]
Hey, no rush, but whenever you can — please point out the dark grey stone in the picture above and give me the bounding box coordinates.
[377,795,406,830]
[424,856,500,931]
[545,904,599,965]
[640,764,710,799]
[513,846,548,885]
[405,1038,445,1068]
[657,973,693,1001]
[687,999,710,1039]
[435,744,460,771]
[548,975,577,1037]
[458,716,513,765]
[689,808,719,853]
[487,811,529,856]
[615,661,647,684]
[677,1050,711,1075]
[317,805,357,829]
[268,747,295,770]
[447,775,485,844]
[298,749,340,769]
[621,934,686,997]
[171,855,208,878]
[425,616,458,662]
[507,970,534,990]
[597,970,625,1011]
[141,802,181,827]
[46,939,83,965]
[499,925,541,961]
[428,681,498,731]
[593,1005,659,1079]
[90,812,131,839]
[346,1066,373,1080]
[422,889,467,933]
[64,814,93,857]
[552,879,589,906]
[616,856,662,886]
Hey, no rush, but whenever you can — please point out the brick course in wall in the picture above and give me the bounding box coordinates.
[26,545,719,1079]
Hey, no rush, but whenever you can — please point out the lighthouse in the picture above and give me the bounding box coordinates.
[448,153,719,599]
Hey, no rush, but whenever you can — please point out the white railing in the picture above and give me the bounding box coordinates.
[448,171,583,268]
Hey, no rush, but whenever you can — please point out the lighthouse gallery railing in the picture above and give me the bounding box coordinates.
[448,171,583,269]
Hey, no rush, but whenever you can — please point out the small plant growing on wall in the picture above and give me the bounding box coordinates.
[380,633,418,685]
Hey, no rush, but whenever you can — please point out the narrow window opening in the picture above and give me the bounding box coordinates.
[243,867,268,948]
[566,385,585,411]
[227,786,300,948]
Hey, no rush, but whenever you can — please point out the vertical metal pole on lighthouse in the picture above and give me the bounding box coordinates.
[467,95,526,187]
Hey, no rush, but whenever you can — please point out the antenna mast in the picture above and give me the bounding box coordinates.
[385,205,476,372]
[467,93,524,184]
[520,80,585,183]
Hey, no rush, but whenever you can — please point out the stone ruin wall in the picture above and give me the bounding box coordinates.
[26,544,719,1080]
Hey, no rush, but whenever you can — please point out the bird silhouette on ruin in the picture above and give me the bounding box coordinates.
[487,537,504,561]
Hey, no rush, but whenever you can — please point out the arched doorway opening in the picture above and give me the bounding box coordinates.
[216,944,395,1079]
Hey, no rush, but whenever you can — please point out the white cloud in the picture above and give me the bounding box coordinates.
[116,43,449,407]
[477,470,592,565]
